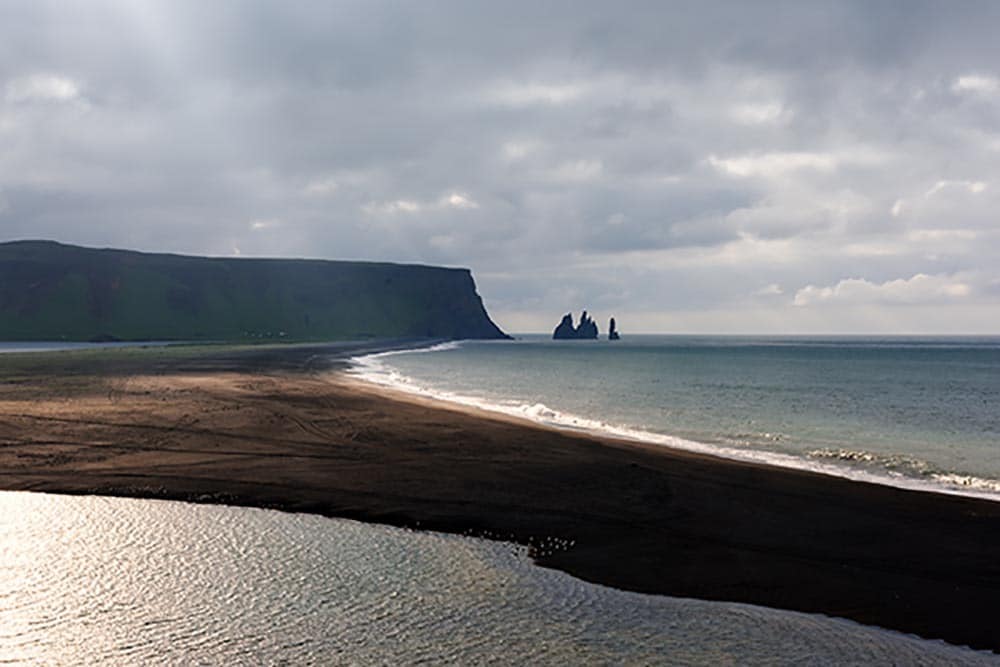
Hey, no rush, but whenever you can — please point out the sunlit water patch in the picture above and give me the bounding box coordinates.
[0,491,994,665]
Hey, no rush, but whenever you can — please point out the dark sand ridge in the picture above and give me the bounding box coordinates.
[1,342,999,653]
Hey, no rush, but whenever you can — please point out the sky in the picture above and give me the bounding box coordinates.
[1,1,999,334]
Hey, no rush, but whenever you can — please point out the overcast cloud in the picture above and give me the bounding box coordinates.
[2,1,999,333]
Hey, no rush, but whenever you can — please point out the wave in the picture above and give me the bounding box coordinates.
[808,448,1000,496]
[345,344,1000,504]
[355,340,463,361]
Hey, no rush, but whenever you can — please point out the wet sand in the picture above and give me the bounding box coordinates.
[1,343,999,652]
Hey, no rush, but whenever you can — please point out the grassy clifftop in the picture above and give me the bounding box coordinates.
[0,241,509,342]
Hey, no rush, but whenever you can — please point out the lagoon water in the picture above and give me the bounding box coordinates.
[351,335,1000,500]
[2,491,995,665]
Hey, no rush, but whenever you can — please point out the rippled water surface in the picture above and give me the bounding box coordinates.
[1,491,995,665]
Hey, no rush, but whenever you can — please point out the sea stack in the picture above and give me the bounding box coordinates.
[609,317,620,340]
[552,311,599,340]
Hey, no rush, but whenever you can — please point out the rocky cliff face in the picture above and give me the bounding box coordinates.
[552,311,599,339]
[0,241,510,341]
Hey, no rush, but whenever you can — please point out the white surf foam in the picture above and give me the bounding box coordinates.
[346,343,1000,504]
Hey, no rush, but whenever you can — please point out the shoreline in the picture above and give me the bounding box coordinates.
[1,343,999,652]
[347,345,1000,503]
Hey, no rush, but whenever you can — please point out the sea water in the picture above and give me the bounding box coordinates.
[1,491,995,665]
[349,335,1000,501]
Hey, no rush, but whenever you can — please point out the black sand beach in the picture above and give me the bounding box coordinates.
[1,343,998,652]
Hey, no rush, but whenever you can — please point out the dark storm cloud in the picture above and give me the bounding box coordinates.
[2,1,1000,332]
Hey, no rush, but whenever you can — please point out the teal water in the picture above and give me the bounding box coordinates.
[2,491,995,665]
[350,335,1000,499]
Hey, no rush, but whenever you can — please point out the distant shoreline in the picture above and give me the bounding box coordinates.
[1,342,999,653]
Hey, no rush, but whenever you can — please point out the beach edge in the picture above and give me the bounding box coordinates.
[1,346,999,653]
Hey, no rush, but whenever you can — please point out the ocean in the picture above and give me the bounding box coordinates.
[349,335,1000,501]
[2,491,994,665]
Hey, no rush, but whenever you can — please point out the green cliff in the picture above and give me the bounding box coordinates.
[0,241,509,342]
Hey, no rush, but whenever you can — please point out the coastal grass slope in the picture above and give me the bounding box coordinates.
[0,240,508,342]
